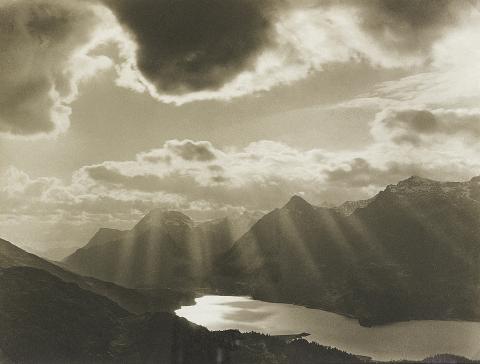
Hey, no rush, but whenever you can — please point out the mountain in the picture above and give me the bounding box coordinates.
[0,266,366,364]
[0,237,193,314]
[63,210,260,289]
[335,197,375,216]
[84,227,128,249]
[14,243,79,261]
[216,176,480,326]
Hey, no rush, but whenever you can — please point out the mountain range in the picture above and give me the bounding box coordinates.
[64,210,261,288]
[216,176,480,325]
[63,176,480,326]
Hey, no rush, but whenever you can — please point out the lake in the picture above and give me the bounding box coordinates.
[176,295,480,362]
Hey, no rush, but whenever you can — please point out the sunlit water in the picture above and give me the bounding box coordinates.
[176,295,480,361]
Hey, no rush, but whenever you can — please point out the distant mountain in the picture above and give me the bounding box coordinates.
[15,243,79,261]
[0,266,366,364]
[85,227,128,249]
[63,210,260,289]
[0,237,193,314]
[334,197,375,216]
[216,176,480,326]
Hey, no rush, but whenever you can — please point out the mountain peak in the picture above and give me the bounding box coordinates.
[284,195,312,210]
[84,228,126,249]
[384,176,439,194]
[470,176,480,183]
[398,175,435,186]
[134,209,193,231]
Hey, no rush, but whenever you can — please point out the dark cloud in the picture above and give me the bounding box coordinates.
[381,110,438,145]
[357,0,462,55]
[325,158,418,188]
[324,155,473,193]
[84,165,145,188]
[0,0,103,137]
[316,0,471,59]
[165,140,217,161]
[0,76,56,135]
[373,109,480,146]
[102,0,278,93]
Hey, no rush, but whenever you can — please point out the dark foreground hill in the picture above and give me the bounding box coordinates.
[216,176,480,326]
[0,266,363,364]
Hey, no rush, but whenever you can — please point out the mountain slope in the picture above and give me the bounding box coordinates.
[216,176,480,325]
[0,238,192,313]
[85,227,128,249]
[0,266,128,363]
[64,210,259,289]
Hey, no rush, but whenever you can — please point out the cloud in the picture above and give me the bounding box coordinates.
[346,0,468,60]
[105,0,478,104]
[77,140,325,209]
[53,128,480,213]
[163,140,217,162]
[371,108,480,146]
[105,0,313,104]
[103,0,278,93]
[104,1,357,103]
[339,4,480,111]
[325,158,422,188]
[3,122,480,250]
[0,0,114,138]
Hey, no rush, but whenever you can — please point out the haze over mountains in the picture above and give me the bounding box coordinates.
[64,211,261,288]
[64,176,480,326]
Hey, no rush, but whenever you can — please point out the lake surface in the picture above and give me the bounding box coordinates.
[176,295,480,361]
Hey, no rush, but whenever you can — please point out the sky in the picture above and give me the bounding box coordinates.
[1,0,480,256]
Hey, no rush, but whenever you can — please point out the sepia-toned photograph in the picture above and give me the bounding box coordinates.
[1,0,480,363]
